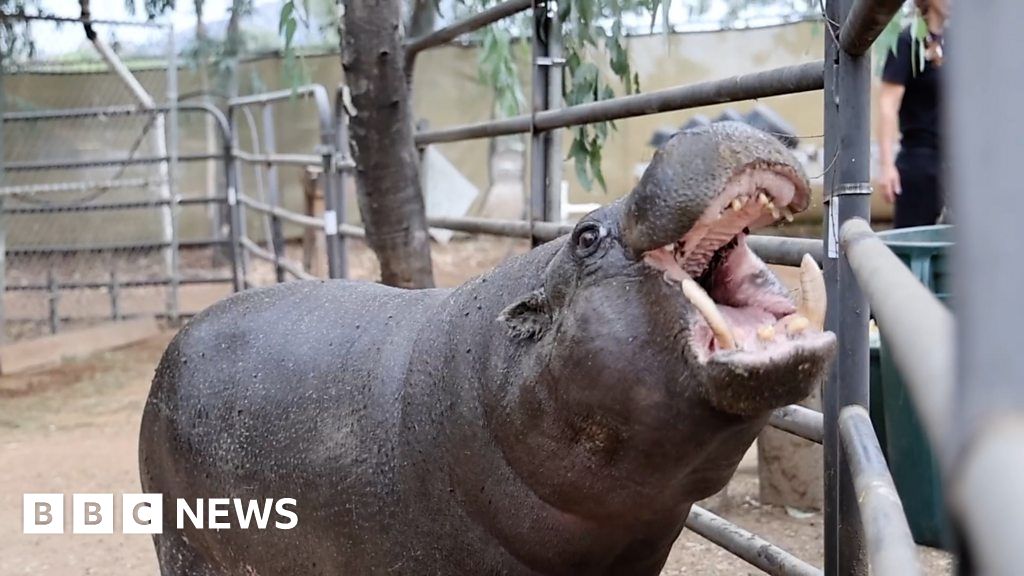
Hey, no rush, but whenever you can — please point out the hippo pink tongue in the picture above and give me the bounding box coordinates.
[642,168,826,362]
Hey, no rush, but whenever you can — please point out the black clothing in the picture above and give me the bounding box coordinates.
[882,28,945,228]
[882,29,943,152]
[894,148,944,228]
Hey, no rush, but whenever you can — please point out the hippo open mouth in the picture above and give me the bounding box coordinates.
[640,165,831,369]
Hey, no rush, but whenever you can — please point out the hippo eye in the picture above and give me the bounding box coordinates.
[573,222,605,257]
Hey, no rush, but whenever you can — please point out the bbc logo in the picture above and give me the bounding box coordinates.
[23,493,162,535]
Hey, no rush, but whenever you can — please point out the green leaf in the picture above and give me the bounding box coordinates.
[279,1,295,35]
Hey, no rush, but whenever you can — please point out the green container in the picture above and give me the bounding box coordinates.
[873,225,952,548]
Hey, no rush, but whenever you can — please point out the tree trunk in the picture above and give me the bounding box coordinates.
[340,0,435,288]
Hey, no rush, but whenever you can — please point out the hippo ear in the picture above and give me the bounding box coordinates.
[498,289,551,340]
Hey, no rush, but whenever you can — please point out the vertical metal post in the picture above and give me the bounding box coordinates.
[109,269,121,321]
[330,92,352,279]
[0,50,6,344]
[261,104,285,283]
[544,3,564,224]
[822,0,871,573]
[528,0,552,246]
[47,268,59,334]
[225,110,245,292]
[947,1,1024,573]
[166,22,180,321]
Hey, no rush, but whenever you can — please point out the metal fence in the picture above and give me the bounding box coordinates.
[1,1,1019,574]
[0,15,204,342]
[382,0,1022,574]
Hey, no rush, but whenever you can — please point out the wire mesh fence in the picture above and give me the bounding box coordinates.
[0,16,237,343]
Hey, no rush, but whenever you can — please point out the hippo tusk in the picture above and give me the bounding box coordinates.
[680,278,737,351]
[798,253,826,331]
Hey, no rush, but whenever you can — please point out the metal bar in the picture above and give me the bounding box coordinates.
[5,238,227,257]
[0,178,156,197]
[4,152,223,172]
[167,22,180,323]
[838,406,921,576]
[544,12,564,225]
[237,196,324,229]
[5,276,234,292]
[747,235,822,267]
[415,61,824,145]
[2,197,224,214]
[769,404,824,444]
[226,107,247,291]
[426,215,568,241]
[0,58,6,343]
[261,104,286,283]
[0,13,167,27]
[228,85,323,108]
[529,2,552,246]
[840,218,952,450]
[7,311,200,324]
[823,0,871,571]
[947,1,1024,572]
[685,506,822,576]
[233,150,342,168]
[3,103,230,137]
[109,270,121,321]
[330,86,353,279]
[404,0,533,60]
[46,268,59,334]
[837,0,904,57]
[239,237,316,281]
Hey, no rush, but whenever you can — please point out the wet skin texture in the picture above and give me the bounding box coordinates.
[139,122,836,576]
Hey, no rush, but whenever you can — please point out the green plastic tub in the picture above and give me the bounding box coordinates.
[872,224,952,548]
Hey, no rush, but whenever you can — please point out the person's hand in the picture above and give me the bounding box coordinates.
[879,162,901,204]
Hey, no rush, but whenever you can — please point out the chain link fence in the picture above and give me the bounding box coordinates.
[0,16,234,342]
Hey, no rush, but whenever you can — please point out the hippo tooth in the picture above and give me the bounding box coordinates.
[781,207,795,222]
[757,325,776,341]
[786,315,810,335]
[798,253,827,330]
[680,278,736,351]
[767,200,781,220]
[757,192,771,206]
[730,198,743,211]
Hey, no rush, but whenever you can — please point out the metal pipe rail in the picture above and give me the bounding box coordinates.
[5,276,233,291]
[838,406,921,576]
[5,238,227,257]
[840,218,953,454]
[2,196,224,215]
[3,102,231,141]
[685,506,822,576]
[747,235,822,267]
[229,83,345,280]
[238,193,325,229]
[416,61,824,145]
[233,150,327,168]
[4,152,222,172]
[769,404,824,444]
[0,177,157,197]
[404,0,533,60]
[239,237,316,281]
[425,215,569,242]
[838,0,906,57]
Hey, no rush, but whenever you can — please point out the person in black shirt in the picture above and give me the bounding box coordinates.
[877,0,949,228]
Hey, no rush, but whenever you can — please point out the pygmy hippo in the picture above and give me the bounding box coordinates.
[140,121,836,575]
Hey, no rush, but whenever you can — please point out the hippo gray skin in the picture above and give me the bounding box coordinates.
[140,121,836,576]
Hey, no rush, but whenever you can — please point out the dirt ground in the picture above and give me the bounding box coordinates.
[0,237,954,575]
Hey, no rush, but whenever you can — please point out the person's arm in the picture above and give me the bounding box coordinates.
[877,81,905,203]
[877,31,911,204]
